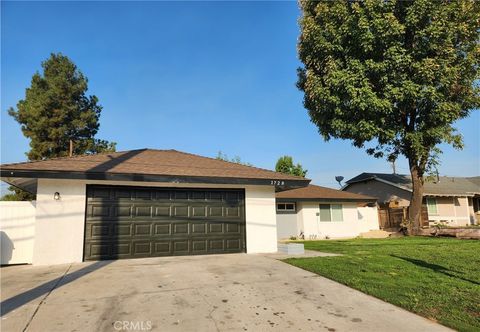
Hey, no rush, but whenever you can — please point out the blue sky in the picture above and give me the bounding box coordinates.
[1,1,479,189]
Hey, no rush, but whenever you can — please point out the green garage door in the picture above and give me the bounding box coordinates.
[84,185,246,261]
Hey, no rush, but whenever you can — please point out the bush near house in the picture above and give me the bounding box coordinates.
[285,237,480,332]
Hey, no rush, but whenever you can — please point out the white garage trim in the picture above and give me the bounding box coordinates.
[32,178,277,265]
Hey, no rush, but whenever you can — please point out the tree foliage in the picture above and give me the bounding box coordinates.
[4,53,116,201]
[275,156,308,177]
[0,187,35,201]
[8,53,116,160]
[297,0,479,231]
[216,151,252,166]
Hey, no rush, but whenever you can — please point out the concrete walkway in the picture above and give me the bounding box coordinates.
[1,254,450,332]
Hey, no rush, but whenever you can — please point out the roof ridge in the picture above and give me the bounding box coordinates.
[0,148,147,168]
[167,149,310,181]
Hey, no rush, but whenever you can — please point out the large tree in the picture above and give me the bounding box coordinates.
[297,0,479,233]
[9,53,116,160]
[4,53,116,200]
[275,156,307,177]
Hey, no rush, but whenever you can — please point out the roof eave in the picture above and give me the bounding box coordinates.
[424,193,475,197]
[1,169,310,190]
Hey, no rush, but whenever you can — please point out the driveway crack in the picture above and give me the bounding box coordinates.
[22,264,72,332]
[199,292,220,332]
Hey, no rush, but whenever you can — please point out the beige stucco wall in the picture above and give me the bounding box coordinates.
[33,179,87,265]
[346,180,477,226]
[32,178,278,265]
[0,201,36,265]
[344,181,410,206]
[294,202,379,239]
[276,213,298,240]
[244,186,277,253]
[427,196,471,227]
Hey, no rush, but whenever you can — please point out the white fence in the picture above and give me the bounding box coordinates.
[0,201,36,265]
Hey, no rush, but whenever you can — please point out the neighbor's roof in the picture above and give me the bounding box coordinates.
[345,172,480,197]
[276,184,376,201]
[1,149,310,192]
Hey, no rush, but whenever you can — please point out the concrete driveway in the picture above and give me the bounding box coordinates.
[1,254,449,332]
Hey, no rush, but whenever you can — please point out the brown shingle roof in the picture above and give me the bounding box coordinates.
[1,149,308,182]
[276,184,376,201]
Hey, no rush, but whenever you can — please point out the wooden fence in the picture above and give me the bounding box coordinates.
[378,205,429,230]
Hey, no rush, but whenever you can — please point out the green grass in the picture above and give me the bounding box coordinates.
[284,237,480,331]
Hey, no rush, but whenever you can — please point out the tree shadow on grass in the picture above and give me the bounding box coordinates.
[391,255,480,286]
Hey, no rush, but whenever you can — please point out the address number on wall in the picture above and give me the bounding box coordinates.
[271,180,285,186]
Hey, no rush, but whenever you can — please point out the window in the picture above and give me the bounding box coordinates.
[426,197,438,215]
[277,202,295,212]
[319,204,343,222]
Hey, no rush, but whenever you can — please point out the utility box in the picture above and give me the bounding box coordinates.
[277,243,305,255]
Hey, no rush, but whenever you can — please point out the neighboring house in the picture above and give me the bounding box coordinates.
[0,149,309,265]
[343,173,480,227]
[275,185,379,240]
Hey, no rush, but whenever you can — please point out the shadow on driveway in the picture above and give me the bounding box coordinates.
[1,261,112,316]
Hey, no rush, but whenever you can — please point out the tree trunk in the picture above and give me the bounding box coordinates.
[408,164,424,235]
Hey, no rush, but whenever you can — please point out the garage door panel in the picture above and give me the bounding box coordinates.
[208,223,223,233]
[114,224,132,236]
[134,224,152,236]
[225,207,240,217]
[84,186,245,260]
[226,223,240,234]
[191,191,207,200]
[113,188,132,199]
[208,206,223,217]
[133,242,152,255]
[174,191,189,200]
[134,206,152,217]
[154,206,170,217]
[134,189,152,200]
[90,224,110,237]
[173,240,189,252]
[173,223,189,234]
[113,242,131,256]
[192,223,206,234]
[154,241,170,253]
[113,206,132,217]
[154,224,171,235]
[209,239,225,250]
[91,188,111,199]
[208,192,224,201]
[191,206,207,217]
[226,239,241,250]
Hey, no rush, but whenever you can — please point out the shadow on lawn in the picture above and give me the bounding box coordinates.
[391,255,480,286]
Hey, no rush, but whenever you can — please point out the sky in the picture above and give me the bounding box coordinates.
[1,1,479,191]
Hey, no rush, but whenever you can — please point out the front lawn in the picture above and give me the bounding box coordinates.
[284,237,480,332]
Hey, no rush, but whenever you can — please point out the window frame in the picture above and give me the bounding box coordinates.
[276,202,296,212]
[426,197,438,215]
[319,204,344,222]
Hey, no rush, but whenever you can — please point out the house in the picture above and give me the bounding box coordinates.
[0,149,310,265]
[343,173,480,227]
[275,185,379,240]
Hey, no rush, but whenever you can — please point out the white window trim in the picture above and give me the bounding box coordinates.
[276,202,296,212]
